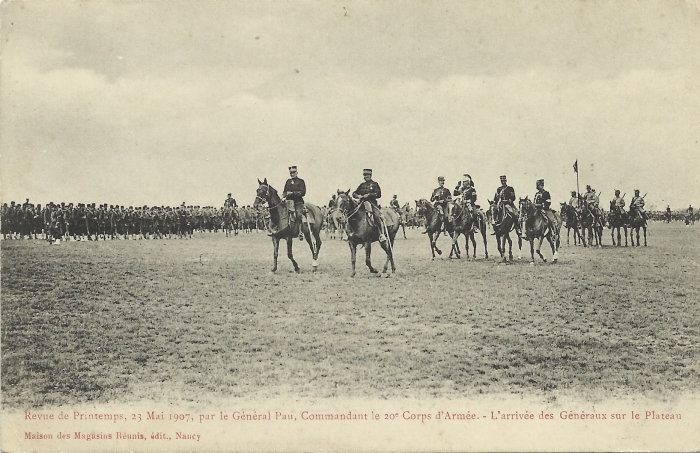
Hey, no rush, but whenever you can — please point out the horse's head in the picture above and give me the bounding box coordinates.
[518,196,532,216]
[336,189,354,213]
[254,178,276,209]
[415,199,432,217]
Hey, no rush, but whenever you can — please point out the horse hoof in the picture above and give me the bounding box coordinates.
[543,258,547,263]
[553,258,558,263]
[529,261,534,265]
[375,272,382,278]
[436,250,442,255]
[295,268,301,274]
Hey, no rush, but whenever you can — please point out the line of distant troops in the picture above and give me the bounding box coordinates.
[1,170,695,241]
[0,201,271,241]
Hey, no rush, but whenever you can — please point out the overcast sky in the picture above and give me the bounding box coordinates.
[1,0,699,209]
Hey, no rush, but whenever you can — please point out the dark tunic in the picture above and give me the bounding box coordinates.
[534,189,551,210]
[430,187,452,206]
[494,185,516,203]
[353,180,382,203]
[283,177,306,203]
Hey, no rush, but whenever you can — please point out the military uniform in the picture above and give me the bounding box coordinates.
[224,195,237,208]
[584,186,599,208]
[430,178,452,226]
[534,180,555,236]
[493,175,521,235]
[454,175,479,232]
[612,192,625,213]
[568,192,579,207]
[282,166,306,237]
[352,169,385,238]
[631,192,647,221]
[389,196,400,213]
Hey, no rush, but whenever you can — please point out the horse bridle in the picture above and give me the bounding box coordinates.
[255,184,284,211]
[338,194,363,219]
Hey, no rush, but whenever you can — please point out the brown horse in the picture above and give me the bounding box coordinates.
[628,205,647,246]
[488,199,522,263]
[559,202,582,246]
[448,201,489,260]
[336,190,399,277]
[254,179,323,273]
[519,197,561,264]
[607,201,629,246]
[415,199,454,260]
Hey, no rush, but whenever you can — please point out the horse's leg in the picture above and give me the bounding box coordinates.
[536,236,547,262]
[507,234,513,262]
[643,227,647,246]
[469,232,477,259]
[287,236,300,273]
[550,236,558,263]
[379,240,393,275]
[428,232,436,260]
[348,240,357,277]
[433,230,443,256]
[529,238,535,264]
[497,234,505,261]
[365,242,378,274]
[271,236,280,272]
[481,228,488,259]
[449,233,459,259]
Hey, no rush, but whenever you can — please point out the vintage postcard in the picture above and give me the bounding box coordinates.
[1,0,699,451]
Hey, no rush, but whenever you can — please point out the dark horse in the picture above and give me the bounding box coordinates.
[519,197,561,264]
[578,202,604,247]
[488,199,522,263]
[607,201,629,246]
[336,190,399,277]
[448,201,488,260]
[559,202,582,246]
[254,179,323,273]
[415,199,453,260]
[628,205,647,246]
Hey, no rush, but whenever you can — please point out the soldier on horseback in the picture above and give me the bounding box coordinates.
[454,173,479,233]
[493,175,522,237]
[584,185,599,208]
[224,193,237,208]
[569,191,579,207]
[533,179,556,238]
[389,195,400,213]
[631,190,647,222]
[352,168,386,242]
[276,165,306,240]
[430,176,452,230]
[612,190,625,215]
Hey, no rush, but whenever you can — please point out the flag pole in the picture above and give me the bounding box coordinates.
[574,158,580,198]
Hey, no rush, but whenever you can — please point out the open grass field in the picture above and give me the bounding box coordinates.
[2,223,699,409]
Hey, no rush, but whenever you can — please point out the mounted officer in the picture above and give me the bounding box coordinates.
[277,165,306,239]
[430,176,452,228]
[389,194,401,213]
[631,189,647,222]
[454,173,479,232]
[584,185,599,208]
[352,168,386,242]
[568,191,579,207]
[533,179,555,237]
[224,193,237,208]
[612,190,625,214]
[493,175,521,236]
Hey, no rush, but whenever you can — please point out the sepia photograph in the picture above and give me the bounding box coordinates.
[1,0,699,451]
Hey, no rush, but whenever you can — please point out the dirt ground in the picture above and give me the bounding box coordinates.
[2,223,698,408]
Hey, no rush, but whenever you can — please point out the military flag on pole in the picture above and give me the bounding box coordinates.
[573,159,578,173]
